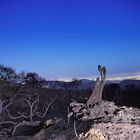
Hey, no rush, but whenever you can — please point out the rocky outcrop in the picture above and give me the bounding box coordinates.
[80,101,140,124]
[69,101,140,140]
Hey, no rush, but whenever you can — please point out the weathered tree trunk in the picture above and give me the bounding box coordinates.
[86,65,106,106]
[68,65,107,119]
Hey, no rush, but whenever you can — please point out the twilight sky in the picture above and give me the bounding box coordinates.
[0,0,140,80]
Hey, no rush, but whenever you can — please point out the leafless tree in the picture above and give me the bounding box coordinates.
[86,65,106,106]
[0,64,17,83]
[17,71,27,85]
[25,72,40,87]
[0,93,56,137]
[68,65,107,119]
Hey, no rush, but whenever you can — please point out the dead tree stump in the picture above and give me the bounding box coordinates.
[86,65,106,106]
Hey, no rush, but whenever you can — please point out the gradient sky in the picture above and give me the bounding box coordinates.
[0,0,140,79]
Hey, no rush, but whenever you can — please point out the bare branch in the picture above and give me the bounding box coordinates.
[0,93,54,137]
[22,98,32,106]
[74,121,79,138]
[0,99,13,114]
[17,112,28,119]
[67,107,71,125]
[19,94,40,122]
[33,106,38,115]
[36,95,57,118]
[3,102,13,110]
[12,121,40,136]
[6,109,28,120]
[0,121,17,125]
[0,128,12,139]
[32,95,39,107]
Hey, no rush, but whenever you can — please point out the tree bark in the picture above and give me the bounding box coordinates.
[86,65,106,106]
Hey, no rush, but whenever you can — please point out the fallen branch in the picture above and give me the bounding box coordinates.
[12,121,41,136]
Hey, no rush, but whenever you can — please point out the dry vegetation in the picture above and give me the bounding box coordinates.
[0,64,140,140]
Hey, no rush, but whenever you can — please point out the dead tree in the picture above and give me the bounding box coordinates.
[68,65,107,120]
[86,65,106,106]
[0,93,56,137]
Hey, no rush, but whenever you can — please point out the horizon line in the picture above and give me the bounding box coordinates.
[47,72,140,82]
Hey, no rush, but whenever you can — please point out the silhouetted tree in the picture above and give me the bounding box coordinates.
[0,64,17,83]
[25,72,40,87]
[17,71,27,84]
[71,78,81,91]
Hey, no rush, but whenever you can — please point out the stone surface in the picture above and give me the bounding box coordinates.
[89,123,140,140]
[69,101,140,140]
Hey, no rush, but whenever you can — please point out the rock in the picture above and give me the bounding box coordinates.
[90,123,140,140]
[70,102,85,107]
[67,112,73,118]
[79,123,140,140]
[72,106,82,113]
[68,100,140,140]
[81,128,105,140]
[31,129,45,140]
[76,101,140,125]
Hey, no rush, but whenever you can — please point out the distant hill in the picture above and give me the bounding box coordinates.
[120,79,140,88]
[42,79,140,90]
[42,79,94,90]
[79,79,94,90]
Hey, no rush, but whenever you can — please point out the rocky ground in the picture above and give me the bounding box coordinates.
[10,101,140,140]
[79,101,140,140]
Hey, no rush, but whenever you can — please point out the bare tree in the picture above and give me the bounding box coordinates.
[17,71,27,85]
[0,93,56,137]
[0,64,17,83]
[86,65,106,106]
[68,65,107,120]
[25,72,41,87]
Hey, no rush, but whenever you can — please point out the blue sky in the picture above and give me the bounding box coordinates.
[0,0,140,79]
